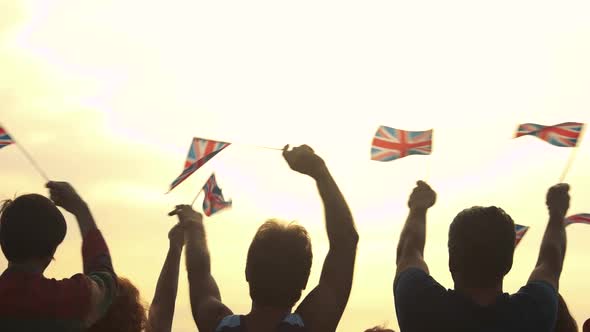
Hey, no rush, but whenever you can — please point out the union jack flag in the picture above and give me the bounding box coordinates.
[515,122,585,147]
[0,127,14,150]
[564,213,590,226]
[169,138,230,192]
[371,126,433,161]
[202,173,232,216]
[514,224,529,247]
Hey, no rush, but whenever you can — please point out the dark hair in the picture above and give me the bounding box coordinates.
[448,206,515,288]
[0,194,66,263]
[246,220,313,308]
[88,277,147,332]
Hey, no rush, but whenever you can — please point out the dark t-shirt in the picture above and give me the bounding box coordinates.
[394,268,558,332]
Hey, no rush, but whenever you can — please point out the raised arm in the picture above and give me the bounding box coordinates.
[529,183,569,290]
[147,223,185,332]
[395,181,436,277]
[170,205,231,332]
[284,145,359,332]
[46,181,117,327]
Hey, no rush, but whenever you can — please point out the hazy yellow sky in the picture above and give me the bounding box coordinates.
[1,1,590,331]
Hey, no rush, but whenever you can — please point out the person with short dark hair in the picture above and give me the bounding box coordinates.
[583,318,590,332]
[394,181,569,331]
[171,144,359,332]
[0,181,117,331]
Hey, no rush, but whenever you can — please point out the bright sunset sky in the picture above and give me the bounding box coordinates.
[1,1,589,331]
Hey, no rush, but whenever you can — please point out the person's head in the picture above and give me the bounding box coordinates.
[88,277,147,332]
[583,318,590,332]
[555,294,578,332]
[0,194,66,267]
[246,220,313,309]
[448,206,515,289]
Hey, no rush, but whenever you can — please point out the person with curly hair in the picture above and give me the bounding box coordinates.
[88,277,147,332]
[89,223,187,332]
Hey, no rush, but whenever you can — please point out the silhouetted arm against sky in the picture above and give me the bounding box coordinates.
[171,205,231,332]
[284,145,359,332]
[529,184,569,290]
[46,181,117,327]
[147,223,185,332]
[395,181,436,277]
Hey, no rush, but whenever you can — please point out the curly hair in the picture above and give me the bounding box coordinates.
[88,277,147,332]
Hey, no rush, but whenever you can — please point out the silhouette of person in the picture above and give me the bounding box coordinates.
[170,144,359,332]
[394,181,569,332]
[0,181,117,331]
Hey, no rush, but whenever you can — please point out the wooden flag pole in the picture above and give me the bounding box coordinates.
[559,125,586,182]
[237,143,283,151]
[559,147,579,182]
[191,187,204,207]
[2,124,50,182]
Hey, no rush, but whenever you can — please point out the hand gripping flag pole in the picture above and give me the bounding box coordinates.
[0,124,49,181]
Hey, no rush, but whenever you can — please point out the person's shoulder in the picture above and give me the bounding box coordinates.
[0,273,92,319]
[215,315,242,332]
[39,273,92,290]
[394,268,445,295]
[509,281,558,327]
[279,313,307,332]
[512,280,557,302]
[394,268,448,326]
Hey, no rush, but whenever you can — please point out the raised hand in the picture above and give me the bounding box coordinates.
[408,181,436,211]
[169,205,203,229]
[546,183,570,218]
[282,144,326,179]
[46,181,86,215]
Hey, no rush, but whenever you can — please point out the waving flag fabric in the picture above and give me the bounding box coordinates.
[564,213,590,226]
[202,174,232,216]
[0,127,14,150]
[515,224,529,247]
[515,122,584,147]
[371,126,433,161]
[169,138,230,192]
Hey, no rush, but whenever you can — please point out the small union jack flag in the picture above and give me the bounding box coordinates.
[564,213,590,226]
[202,174,232,216]
[371,126,433,161]
[515,122,585,147]
[0,127,14,150]
[515,224,529,247]
[169,138,230,192]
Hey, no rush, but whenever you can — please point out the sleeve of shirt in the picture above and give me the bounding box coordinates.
[81,228,118,326]
[512,281,558,329]
[393,268,447,330]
